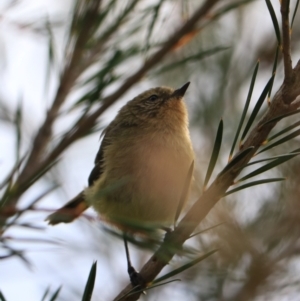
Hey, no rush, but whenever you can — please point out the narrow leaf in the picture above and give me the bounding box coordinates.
[219,147,255,177]
[40,286,50,301]
[153,250,217,284]
[261,109,300,126]
[174,161,194,225]
[0,291,6,301]
[154,47,229,75]
[267,120,300,142]
[229,61,259,159]
[49,286,62,301]
[238,152,300,182]
[268,45,279,100]
[145,0,166,51]
[81,261,97,301]
[246,151,300,166]
[241,75,274,141]
[291,0,300,28]
[15,99,22,163]
[189,223,224,238]
[204,120,223,188]
[225,178,285,196]
[265,0,281,44]
[257,128,300,154]
[120,279,181,300]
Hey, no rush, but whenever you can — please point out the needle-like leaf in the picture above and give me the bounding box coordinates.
[265,0,281,44]
[291,0,300,28]
[153,250,217,284]
[0,291,6,301]
[81,261,97,301]
[261,109,300,127]
[219,147,255,177]
[257,128,300,154]
[241,75,274,142]
[49,286,62,301]
[267,120,300,142]
[204,120,223,188]
[238,152,300,182]
[225,178,285,196]
[229,61,259,159]
[174,161,194,226]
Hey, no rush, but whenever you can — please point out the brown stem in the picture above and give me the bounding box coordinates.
[22,0,222,184]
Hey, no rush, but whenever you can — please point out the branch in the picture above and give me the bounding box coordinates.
[13,0,222,190]
[113,6,300,301]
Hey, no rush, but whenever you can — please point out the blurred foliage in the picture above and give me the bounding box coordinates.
[0,0,300,300]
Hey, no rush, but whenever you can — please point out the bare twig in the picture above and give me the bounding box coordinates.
[16,0,103,189]
[8,0,221,198]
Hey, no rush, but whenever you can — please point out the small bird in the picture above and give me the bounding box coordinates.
[47,82,194,287]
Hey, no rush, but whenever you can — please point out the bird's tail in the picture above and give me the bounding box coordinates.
[46,192,89,225]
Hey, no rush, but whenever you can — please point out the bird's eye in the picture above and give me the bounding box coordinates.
[148,95,158,101]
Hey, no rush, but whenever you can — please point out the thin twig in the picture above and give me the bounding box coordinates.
[16,0,222,188]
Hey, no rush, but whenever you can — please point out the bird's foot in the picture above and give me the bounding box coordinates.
[128,265,146,294]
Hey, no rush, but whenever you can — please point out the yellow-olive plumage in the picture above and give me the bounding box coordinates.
[47,83,194,231]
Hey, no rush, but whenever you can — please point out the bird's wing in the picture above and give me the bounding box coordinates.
[87,124,114,186]
[47,124,115,225]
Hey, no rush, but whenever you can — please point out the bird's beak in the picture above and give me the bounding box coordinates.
[173,82,190,98]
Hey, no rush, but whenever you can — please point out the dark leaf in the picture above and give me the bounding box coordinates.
[204,120,223,188]
[81,261,97,301]
[229,61,259,159]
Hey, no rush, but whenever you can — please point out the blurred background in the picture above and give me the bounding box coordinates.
[1,0,300,300]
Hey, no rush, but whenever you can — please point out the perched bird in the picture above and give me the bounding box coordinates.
[47,82,194,287]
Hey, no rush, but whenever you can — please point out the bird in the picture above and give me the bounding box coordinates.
[46,82,194,288]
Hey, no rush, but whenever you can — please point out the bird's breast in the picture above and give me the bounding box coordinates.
[86,129,194,227]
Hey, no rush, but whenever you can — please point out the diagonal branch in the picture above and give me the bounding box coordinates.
[16,0,222,187]
[113,5,300,301]
[16,0,103,188]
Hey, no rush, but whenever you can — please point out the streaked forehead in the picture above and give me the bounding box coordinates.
[136,86,174,99]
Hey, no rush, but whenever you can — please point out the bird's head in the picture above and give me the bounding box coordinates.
[118,82,190,128]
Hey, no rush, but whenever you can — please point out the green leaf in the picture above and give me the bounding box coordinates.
[225,177,285,196]
[261,109,300,127]
[257,128,300,154]
[268,45,279,100]
[174,161,194,225]
[49,286,62,301]
[154,47,229,75]
[204,120,223,188]
[265,0,281,44]
[241,75,274,141]
[219,147,255,177]
[267,120,300,142]
[0,291,7,301]
[291,0,300,28]
[189,223,224,238]
[15,98,22,163]
[238,151,300,182]
[204,0,257,26]
[145,0,166,52]
[81,261,97,301]
[229,61,259,159]
[245,151,300,166]
[119,279,181,300]
[40,286,50,301]
[153,250,217,284]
